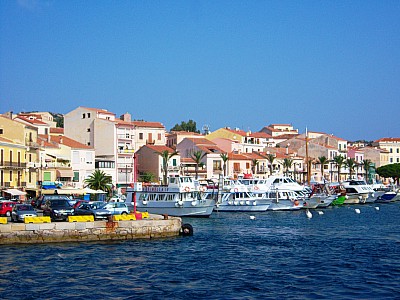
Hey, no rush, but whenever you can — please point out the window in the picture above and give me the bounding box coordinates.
[0,129,3,134]
[87,128,90,132]
[82,113,86,119]
[213,160,221,171]
[73,172,79,182]
[390,148,393,153]
[172,159,177,167]
[397,148,399,153]
[234,163,240,172]
[390,158,393,163]
[158,133,161,140]
[87,113,91,118]
[139,133,143,140]
[87,142,90,146]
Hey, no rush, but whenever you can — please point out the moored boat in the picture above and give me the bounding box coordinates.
[125,176,215,217]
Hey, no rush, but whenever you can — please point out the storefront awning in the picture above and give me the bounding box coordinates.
[3,189,27,196]
[57,169,74,178]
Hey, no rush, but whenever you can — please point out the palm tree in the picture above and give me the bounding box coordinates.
[333,155,345,182]
[84,170,112,194]
[155,149,179,185]
[220,153,229,176]
[266,153,275,177]
[362,159,374,184]
[317,156,329,182]
[191,150,207,179]
[251,159,259,175]
[344,158,357,180]
[283,158,293,177]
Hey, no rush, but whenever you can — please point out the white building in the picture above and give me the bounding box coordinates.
[64,106,166,187]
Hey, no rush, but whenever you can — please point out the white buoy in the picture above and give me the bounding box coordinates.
[250,215,256,220]
[375,207,380,211]
[318,211,324,215]
[355,208,361,214]
[306,209,312,219]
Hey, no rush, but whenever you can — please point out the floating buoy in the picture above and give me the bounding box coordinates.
[318,211,324,215]
[355,208,361,214]
[250,215,256,220]
[375,207,380,211]
[306,209,312,219]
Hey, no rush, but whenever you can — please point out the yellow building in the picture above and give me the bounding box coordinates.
[0,115,39,198]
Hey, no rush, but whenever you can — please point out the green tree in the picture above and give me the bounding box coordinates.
[84,170,112,194]
[344,158,357,180]
[317,156,329,181]
[333,155,345,182]
[220,153,229,177]
[283,158,293,177]
[170,120,200,133]
[155,149,179,185]
[266,153,275,176]
[251,159,259,175]
[191,150,207,179]
[362,159,374,184]
[139,172,156,183]
[376,163,400,185]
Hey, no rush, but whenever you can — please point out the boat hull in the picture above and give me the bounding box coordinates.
[133,199,215,217]
[214,201,270,212]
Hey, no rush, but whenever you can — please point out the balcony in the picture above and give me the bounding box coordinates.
[117,134,133,140]
[0,162,27,168]
[167,166,180,172]
[146,139,155,145]
[118,148,135,154]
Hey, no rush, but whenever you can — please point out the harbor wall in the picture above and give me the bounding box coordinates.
[0,215,182,245]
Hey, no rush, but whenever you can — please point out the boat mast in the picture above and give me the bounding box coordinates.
[305,127,311,185]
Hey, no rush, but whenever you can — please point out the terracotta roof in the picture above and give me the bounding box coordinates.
[132,121,165,129]
[192,138,217,146]
[271,134,298,140]
[0,136,15,144]
[144,145,175,153]
[374,137,400,143]
[37,135,58,148]
[250,132,272,138]
[224,128,248,136]
[16,115,48,125]
[80,106,115,115]
[50,135,92,149]
[171,131,203,136]
[50,127,64,134]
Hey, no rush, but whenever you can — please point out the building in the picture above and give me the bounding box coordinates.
[135,145,180,183]
[372,138,400,164]
[64,107,166,187]
[260,124,299,137]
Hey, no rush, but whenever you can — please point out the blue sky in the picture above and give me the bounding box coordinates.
[1,0,399,141]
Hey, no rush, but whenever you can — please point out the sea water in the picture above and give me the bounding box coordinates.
[1,203,399,299]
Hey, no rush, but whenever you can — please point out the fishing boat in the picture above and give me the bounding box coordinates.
[125,176,215,217]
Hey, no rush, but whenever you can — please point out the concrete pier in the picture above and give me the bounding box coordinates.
[0,214,182,245]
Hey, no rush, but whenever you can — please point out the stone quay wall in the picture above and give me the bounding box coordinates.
[0,215,182,245]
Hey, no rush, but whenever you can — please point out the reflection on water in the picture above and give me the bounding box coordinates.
[1,203,400,299]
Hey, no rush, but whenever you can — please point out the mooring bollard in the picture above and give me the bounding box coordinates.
[162,214,169,220]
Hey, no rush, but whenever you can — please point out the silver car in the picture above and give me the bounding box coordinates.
[11,204,38,222]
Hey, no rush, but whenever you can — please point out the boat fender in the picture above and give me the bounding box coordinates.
[142,200,148,205]
[254,186,259,190]
[180,223,193,236]
[184,186,190,192]
[294,200,299,206]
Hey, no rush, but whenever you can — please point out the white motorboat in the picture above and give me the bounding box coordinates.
[214,186,271,212]
[125,176,215,217]
[341,180,376,204]
[254,189,303,211]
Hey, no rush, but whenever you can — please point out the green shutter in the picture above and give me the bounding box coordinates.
[43,171,51,181]
[73,172,79,182]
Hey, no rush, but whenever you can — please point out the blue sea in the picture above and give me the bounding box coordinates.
[1,203,399,300]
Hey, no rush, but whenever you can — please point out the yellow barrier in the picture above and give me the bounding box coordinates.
[141,212,149,219]
[0,217,7,224]
[68,215,94,222]
[113,214,136,221]
[24,216,51,224]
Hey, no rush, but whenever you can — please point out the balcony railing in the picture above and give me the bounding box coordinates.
[0,162,27,168]
[118,149,135,154]
[146,139,155,144]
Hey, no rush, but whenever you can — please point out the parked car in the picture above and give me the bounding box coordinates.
[11,204,38,222]
[0,201,18,217]
[100,202,129,215]
[37,195,71,210]
[73,200,90,209]
[74,202,111,220]
[42,199,74,221]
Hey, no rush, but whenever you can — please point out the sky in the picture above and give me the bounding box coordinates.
[1,0,399,141]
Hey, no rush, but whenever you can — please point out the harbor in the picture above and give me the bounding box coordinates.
[1,202,399,299]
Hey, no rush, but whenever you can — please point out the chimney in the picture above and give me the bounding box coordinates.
[120,112,131,122]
